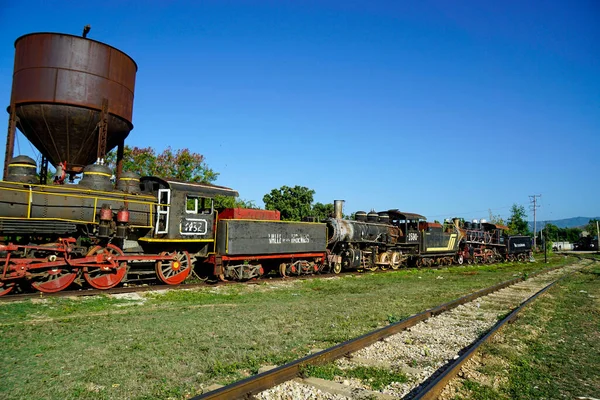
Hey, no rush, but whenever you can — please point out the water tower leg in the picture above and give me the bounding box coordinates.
[116,140,124,181]
[3,106,18,180]
[96,98,109,162]
[40,156,49,185]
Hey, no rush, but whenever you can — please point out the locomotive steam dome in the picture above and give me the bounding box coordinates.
[6,155,37,184]
[116,171,141,194]
[367,211,379,222]
[8,32,137,172]
[355,211,367,222]
[378,212,390,224]
[78,164,113,191]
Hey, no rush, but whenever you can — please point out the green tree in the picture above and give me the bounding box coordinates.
[542,223,559,242]
[507,204,530,236]
[487,208,505,225]
[106,145,218,183]
[107,145,257,207]
[564,227,582,243]
[263,185,315,221]
[312,202,335,221]
[213,195,258,211]
[585,218,599,237]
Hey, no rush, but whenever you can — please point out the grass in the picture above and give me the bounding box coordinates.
[301,363,408,391]
[450,262,600,399]
[0,256,573,399]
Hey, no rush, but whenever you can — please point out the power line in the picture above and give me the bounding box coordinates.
[427,205,513,219]
[529,194,542,248]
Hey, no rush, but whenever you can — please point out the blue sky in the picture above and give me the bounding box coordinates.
[0,1,598,222]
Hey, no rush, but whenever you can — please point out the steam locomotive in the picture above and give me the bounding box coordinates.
[0,156,532,296]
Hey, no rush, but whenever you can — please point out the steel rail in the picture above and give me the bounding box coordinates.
[191,265,563,400]
[0,271,347,303]
[410,273,566,400]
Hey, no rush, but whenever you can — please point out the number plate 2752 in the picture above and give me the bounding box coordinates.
[180,219,208,235]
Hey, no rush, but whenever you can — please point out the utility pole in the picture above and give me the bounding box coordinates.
[529,194,542,249]
[597,220,599,252]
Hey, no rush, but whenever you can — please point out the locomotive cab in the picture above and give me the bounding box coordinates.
[387,210,425,245]
[138,177,238,256]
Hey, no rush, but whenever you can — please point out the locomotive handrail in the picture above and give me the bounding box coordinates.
[0,184,155,228]
[0,179,155,198]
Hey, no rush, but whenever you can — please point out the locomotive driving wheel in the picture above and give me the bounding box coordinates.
[84,244,127,290]
[279,263,287,277]
[390,252,401,269]
[331,262,342,274]
[378,252,390,271]
[31,268,78,293]
[156,251,191,285]
[0,281,15,296]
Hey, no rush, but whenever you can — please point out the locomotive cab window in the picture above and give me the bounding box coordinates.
[186,195,213,214]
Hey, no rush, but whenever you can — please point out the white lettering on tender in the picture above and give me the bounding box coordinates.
[268,233,311,244]
[513,243,526,248]
[291,233,310,244]
[268,233,282,244]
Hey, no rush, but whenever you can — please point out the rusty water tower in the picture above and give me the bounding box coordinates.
[3,26,138,181]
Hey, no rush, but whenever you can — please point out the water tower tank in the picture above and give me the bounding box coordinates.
[8,32,137,172]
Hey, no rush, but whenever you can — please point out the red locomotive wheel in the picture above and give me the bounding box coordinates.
[84,244,127,290]
[31,268,77,293]
[0,281,15,296]
[155,251,191,285]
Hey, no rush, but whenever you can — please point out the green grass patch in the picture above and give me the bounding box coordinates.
[301,363,408,391]
[0,255,575,399]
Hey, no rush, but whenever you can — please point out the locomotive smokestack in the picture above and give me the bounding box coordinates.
[334,200,344,219]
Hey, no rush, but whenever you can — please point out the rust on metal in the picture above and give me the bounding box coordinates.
[8,32,137,172]
[191,267,562,400]
[3,106,18,180]
[116,140,124,181]
[97,98,109,160]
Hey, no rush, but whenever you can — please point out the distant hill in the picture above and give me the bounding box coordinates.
[528,217,599,232]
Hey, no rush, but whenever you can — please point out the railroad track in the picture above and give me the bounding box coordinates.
[191,262,584,400]
[4,259,526,302]
[0,257,559,302]
[0,270,359,303]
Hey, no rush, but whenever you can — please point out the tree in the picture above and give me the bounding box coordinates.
[105,145,218,183]
[213,195,258,210]
[542,223,559,242]
[263,186,315,221]
[312,202,335,221]
[107,145,256,208]
[507,204,530,236]
[564,227,582,243]
[585,218,599,237]
[488,209,505,225]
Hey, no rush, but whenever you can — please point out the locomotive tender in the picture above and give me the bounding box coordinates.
[0,29,532,296]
